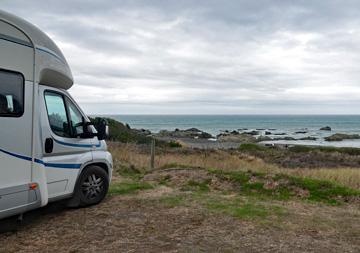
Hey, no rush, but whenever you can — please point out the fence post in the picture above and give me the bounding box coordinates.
[150,136,155,170]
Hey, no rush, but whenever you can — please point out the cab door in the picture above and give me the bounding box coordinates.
[40,87,95,199]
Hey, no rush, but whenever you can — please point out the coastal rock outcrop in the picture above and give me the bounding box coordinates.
[295,131,307,134]
[217,132,257,143]
[157,128,213,139]
[320,126,332,131]
[299,137,317,141]
[325,133,360,142]
[244,130,260,135]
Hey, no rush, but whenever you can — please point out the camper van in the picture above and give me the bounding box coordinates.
[0,10,113,219]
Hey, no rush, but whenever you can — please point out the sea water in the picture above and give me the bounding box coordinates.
[100,115,360,147]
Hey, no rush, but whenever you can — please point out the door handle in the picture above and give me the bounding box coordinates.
[45,138,54,153]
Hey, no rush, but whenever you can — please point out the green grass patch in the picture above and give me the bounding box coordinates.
[206,197,285,220]
[289,145,360,155]
[287,175,360,204]
[239,143,268,152]
[208,169,360,204]
[168,141,182,148]
[115,164,144,181]
[109,181,153,195]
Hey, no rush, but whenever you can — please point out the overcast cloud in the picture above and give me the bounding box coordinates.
[2,0,360,114]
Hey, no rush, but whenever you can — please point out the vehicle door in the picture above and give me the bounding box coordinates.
[41,87,95,199]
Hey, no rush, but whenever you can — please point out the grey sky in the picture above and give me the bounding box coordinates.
[2,0,360,114]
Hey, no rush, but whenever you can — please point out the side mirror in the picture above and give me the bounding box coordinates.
[96,119,109,140]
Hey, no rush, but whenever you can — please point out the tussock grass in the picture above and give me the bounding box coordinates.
[289,168,360,190]
[209,169,360,204]
[109,142,360,190]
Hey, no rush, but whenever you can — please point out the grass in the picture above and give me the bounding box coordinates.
[288,145,360,155]
[109,181,153,195]
[239,143,360,156]
[181,179,211,192]
[239,143,268,152]
[208,169,360,204]
[205,196,286,220]
[109,142,360,190]
[288,176,359,204]
[168,141,182,148]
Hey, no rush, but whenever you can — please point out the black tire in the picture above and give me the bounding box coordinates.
[67,165,109,207]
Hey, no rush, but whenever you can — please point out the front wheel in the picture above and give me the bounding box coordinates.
[67,165,109,207]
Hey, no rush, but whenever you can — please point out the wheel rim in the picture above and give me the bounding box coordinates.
[81,174,104,200]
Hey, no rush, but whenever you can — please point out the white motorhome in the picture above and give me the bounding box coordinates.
[0,10,113,219]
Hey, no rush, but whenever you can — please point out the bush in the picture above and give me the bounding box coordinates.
[168,141,182,148]
[239,143,268,152]
[90,117,152,144]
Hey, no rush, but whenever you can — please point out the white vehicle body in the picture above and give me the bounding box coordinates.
[0,10,113,219]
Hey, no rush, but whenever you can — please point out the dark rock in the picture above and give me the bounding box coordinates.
[325,133,360,141]
[217,132,257,143]
[231,130,239,135]
[185,128,202,132]
[320,126,332,131]
[265,131,272,135]
[245,130,260,135]
[283,137,296,141]
[295,131,307,134]
[199,132,213,139]
[273,136,296,141]
[264,143,275,147]
[299,137,317,141]
[274,133,286,136]
[157,128,213,139]
[137,129,151,135]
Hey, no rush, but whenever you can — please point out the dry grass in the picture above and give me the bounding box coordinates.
[290,168,360,190]
[109,142,360,189]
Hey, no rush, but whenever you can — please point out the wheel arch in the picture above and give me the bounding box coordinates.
[80,161,110,176]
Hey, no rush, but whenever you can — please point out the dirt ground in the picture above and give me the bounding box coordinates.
[0,183,359,253]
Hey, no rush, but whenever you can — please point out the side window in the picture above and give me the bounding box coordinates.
[0,70,24,117]
[66,98,84,136]
[44,92,71,138]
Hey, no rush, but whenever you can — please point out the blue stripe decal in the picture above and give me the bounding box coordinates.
[0,148,32,161]
[53,138,101,148]
[0,148,81,169]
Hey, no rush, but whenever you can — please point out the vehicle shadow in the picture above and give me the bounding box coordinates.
[0,201,68,234]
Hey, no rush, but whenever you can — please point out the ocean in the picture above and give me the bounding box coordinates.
[101,115,360,147]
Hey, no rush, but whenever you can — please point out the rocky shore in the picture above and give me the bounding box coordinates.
[153,126,360,148]
[94,117,360,149]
